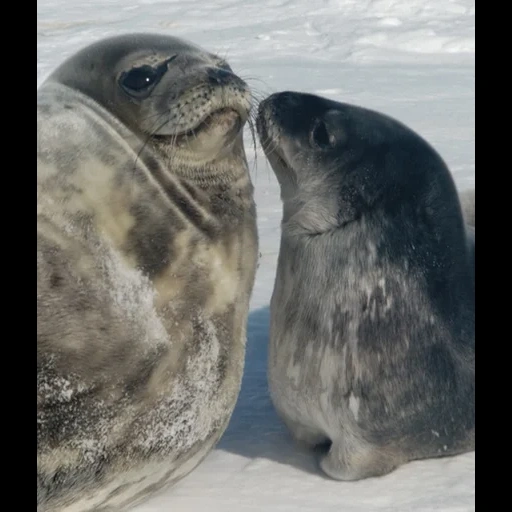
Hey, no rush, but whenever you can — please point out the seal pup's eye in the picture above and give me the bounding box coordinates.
[310,119,335,150]
[119,56,177,98]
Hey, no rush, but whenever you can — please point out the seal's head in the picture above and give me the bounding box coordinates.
[256,91,464,235]
[46,33,252,167]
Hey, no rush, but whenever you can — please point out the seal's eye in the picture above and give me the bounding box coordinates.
[119,56,176,98]
[121,65,160,92]
[310,120,334,150]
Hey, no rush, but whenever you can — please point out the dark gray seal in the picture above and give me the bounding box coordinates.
[256,91,474,481]
[37,33,258,511]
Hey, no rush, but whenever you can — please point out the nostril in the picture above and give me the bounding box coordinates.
[217,68,231,80]
[207,67,232,85]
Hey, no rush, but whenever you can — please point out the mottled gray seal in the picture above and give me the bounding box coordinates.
[37,33,258,511]
[256,91,474,481]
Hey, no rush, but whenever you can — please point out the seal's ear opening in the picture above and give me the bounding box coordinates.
[310,109,347,150]
[310,118,332,149]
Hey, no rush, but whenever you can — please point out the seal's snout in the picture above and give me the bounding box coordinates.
[257,91,311,135]
[257,92,300,117]
[204,66,251,122]
[255,100,272,144]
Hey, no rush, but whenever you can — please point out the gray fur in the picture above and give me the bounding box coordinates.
[37,33,258,511]
[256,91,474,481]
[459,188,475,228]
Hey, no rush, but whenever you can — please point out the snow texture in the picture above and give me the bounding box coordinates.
[37,0,475,510]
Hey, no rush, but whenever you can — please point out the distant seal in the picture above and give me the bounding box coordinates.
[257,91,474,481]
[459,188,475,228]
[459,188,474,268]
[37,33,258,511]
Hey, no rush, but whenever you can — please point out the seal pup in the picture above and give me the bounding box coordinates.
[37,33,258,511]
[257,91,474,481]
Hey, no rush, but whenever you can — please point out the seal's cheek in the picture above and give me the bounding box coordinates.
[277,136,309,168]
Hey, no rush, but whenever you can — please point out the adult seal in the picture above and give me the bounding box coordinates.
[257,91,474,481]
[37,33,258,511]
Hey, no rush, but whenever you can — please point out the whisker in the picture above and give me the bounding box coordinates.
[164,112,185,170]
[138,109,172,123]
[127,111,174,203]
[245,117,259,180]
[133,110,171,170]
[217,45,233,64]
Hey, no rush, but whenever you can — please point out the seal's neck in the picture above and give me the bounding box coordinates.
[170,158,251,189]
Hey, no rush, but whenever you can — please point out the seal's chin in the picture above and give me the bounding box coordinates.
[267,146,290,173]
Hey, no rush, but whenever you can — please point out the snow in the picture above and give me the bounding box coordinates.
[37,0,475,510]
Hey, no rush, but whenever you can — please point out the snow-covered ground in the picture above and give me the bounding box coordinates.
[37,0,475,510]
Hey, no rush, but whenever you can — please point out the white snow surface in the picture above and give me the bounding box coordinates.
[37,0,475,510]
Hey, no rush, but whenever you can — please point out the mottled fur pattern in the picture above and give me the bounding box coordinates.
[37,34,258,511]
[257,92,474,481]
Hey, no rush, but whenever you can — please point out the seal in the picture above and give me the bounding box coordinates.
[459,188,475,269]
[459,188,475,227]
[256,91,475,481]
[37,33,258,511]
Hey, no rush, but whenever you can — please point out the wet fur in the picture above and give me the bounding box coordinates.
[37,34,258,511]
[257,92,474,481]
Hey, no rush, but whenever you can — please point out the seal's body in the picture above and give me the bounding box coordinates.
[257,91,474,481]
[37,34,258,511]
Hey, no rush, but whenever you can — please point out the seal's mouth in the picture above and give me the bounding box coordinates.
[256,111,289,171]
[153,107,244,144]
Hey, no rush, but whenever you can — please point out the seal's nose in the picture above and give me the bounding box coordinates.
[207,67,233,86]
